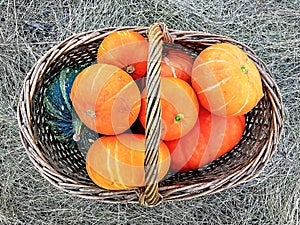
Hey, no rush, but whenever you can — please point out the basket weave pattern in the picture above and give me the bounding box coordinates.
[17,24,284,206]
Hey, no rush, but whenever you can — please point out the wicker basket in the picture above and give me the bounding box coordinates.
[17,23,284,206]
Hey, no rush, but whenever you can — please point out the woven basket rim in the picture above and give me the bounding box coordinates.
[17,25,285,205]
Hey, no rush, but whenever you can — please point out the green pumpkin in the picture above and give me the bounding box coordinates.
[43,66,100,153]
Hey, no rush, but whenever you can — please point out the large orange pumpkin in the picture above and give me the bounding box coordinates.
[139,77,199,141]
[86,134,171,190]
[165,105,245,172]
[70,64,141,135]
[160,47,193,84]
[192,43,264,116]
[97,30,148,80]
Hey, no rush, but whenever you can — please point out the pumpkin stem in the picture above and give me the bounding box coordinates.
[73,133,80,142]
[174,114,184,123]
[124,65,135,74]
[87,109,96,118]
[72,117,83,142]
[241,65,248,74]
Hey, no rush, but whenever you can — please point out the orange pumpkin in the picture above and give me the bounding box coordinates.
[160,47,193,83]
[139,77,199,141]
[86,134,171,190]
[165,105,245,172]
[97,30,148,80]
[192,43,264,116]
[70,64,141,135]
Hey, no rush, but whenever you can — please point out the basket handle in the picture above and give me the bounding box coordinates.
[138,23,173,206]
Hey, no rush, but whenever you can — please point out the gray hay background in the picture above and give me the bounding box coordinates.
[0,0,299,224]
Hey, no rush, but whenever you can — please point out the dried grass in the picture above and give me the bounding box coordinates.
[0,0,299,224]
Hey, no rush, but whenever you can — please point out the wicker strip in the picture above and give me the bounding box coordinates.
[17,24,284,206]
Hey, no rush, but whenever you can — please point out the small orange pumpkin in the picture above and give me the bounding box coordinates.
[86,134,171,190]
[165,105,245,172]
[192,43,264,116]
[160,47,193,83]
[70,64,141,135]
[139,77,199,141]
[97,30,148,80]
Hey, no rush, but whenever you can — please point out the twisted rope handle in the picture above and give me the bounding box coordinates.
[138,23,173,206]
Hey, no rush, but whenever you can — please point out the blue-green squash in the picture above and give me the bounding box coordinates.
[43,66,99,153]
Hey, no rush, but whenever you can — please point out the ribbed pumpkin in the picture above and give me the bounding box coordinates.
[86,134,171,190]
[192,43,264,116]
[70,64,141,135]
[165,105,245,172]
[43,67,99,151]
[161,46,193,84]
[139,77,199,141]
[97,30,148,80]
